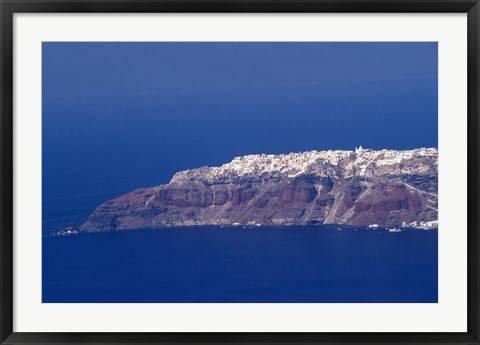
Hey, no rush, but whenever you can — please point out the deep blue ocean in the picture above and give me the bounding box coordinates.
[43,226,437,303]
[42,42,438,303]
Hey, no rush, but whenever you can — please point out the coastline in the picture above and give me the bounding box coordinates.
[49,223,438,237]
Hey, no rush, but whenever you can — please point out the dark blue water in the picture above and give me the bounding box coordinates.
[42,226,437,303]
[42,42,438,303]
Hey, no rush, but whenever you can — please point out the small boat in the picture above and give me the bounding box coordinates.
[388,227,402,233]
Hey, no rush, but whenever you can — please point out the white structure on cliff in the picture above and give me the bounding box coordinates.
[355,145,364,154]
[170,147,438,184]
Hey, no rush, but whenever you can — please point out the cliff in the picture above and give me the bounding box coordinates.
[78,147,438,232]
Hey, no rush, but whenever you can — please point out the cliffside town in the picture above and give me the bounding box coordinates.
[77,147,438,232]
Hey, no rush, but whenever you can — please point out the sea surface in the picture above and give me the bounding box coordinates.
[42,43,438,303]
[43,225,438,303]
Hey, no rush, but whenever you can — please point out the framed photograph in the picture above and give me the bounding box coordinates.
[1,0,479,344]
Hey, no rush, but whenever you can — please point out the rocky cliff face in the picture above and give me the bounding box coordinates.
[80,147,438,231]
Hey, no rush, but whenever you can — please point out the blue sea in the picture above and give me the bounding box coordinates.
[42,42,438,303]
[42,225,438,303]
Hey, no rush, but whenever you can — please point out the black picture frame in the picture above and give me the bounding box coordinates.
[1,1,479,344]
